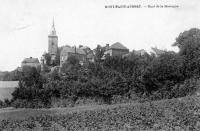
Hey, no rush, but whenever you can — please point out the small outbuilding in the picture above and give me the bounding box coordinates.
[21,57,41,72]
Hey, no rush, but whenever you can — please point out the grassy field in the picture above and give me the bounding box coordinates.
[1,96,200,130]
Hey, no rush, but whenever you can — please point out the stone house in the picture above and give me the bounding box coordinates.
[103,42,129,58]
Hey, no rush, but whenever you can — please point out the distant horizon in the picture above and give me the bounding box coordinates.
[0,0,199,71]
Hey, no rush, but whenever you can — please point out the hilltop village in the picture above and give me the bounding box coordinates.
[20,20,159,73]
[2,21,200,131]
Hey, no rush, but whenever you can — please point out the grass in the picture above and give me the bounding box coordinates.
[1,96,200,130]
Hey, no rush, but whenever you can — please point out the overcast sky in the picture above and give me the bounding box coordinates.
[0,0,200,71]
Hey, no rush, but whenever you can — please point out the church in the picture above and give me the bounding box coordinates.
[41,19,90,68]
[48,19,58,63]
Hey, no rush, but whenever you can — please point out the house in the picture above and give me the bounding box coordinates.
[21,57,41,72]
[60,46,86,65]
[103,42,129,58]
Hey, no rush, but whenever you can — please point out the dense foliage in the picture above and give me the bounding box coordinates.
[7,28,200,108]
[173,28,200,78]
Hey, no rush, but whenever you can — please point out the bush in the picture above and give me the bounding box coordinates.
[172,78,200,98]
[0,100,6,108]
[143,52,184,94]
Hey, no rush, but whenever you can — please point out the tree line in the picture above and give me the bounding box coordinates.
[2,28,200,108]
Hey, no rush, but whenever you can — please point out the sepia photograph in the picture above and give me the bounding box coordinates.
[0,0,200,130]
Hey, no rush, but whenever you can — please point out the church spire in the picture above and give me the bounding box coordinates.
[49,17,56,36]
[52,17,55,28]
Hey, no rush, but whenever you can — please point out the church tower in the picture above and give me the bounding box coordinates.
[48,18,58,63]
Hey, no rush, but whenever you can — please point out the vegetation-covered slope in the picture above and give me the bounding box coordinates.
[1,96,200,130]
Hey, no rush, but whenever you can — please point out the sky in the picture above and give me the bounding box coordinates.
[0,0,200,71]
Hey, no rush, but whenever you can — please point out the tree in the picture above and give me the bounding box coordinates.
[60,55,80,74]
[102,52,155,96]
[143,51,184,94]
[44,53,51,66]
[173,28,200,78]
[12,66,44,101]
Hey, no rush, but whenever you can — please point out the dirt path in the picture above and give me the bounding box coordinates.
[0,103,134,120]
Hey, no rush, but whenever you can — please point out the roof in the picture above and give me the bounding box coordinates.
[61,46,86,55]
[22,57,39,63]
[109,42,129,50]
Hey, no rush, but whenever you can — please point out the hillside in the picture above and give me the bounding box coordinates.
[0,69,19,81]
[1,96,200,130]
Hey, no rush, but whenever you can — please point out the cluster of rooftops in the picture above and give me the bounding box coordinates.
[22,42,130,64]
[20,19,164,72]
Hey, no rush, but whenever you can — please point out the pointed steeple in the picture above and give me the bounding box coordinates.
[52,17,55,29]
[49,17,56,36]
[53,17,54,25]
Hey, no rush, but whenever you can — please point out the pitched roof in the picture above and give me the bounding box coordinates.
[109,42,129,50]
[61,46,86,55]
[22,57,39,63]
